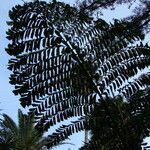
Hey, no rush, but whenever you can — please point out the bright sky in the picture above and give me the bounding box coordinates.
[0,0,149,150]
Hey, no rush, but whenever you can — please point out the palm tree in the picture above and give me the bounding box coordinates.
[5,0,150,148]
[81,88,150,149]
[0,109,46,150]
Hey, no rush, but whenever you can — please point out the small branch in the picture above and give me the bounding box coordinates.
[21,0,26,3]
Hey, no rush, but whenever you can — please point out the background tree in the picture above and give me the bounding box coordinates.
[5,0,150,149]
[76,0,150,33]
[80,88,150,150]
[0,109,46,150]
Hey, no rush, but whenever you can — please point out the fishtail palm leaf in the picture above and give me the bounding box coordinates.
[6,0,150,148]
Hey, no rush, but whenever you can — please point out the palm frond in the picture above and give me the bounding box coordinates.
[2,114,18,135]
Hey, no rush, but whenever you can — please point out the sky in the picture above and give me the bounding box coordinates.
[0,0,150,150]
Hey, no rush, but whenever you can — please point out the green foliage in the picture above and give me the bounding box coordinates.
[5,0,150,148]
[0,110,46,150]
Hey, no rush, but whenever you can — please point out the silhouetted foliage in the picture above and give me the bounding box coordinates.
[77,0,150,32]
[6,0,150,148]
[77,0,135,12]
[80,88,150,149]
